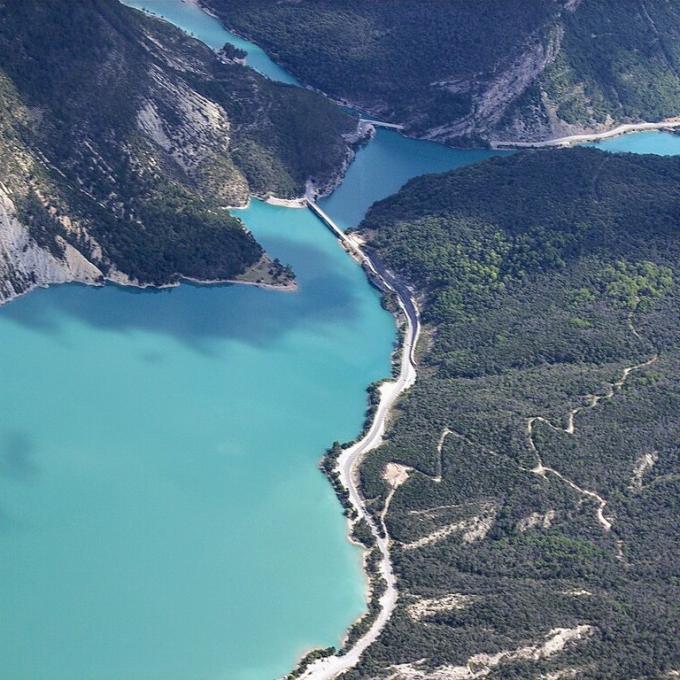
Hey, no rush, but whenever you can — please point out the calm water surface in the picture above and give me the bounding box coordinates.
[122,0,299,84]
[320,130,501,231]
[3,2,678,679]
[0,203,394,680]
[588,130,680,155]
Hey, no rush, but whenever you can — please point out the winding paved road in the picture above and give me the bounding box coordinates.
[294,199,420,680]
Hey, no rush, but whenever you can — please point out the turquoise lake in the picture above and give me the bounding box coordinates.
[320,131,500,231]
[3,2,679,679]
[588,129,680,155]
[122,0,299,84]
[0,7,501,673]
[0,202,396,680]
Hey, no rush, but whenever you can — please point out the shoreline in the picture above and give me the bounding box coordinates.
[155,1,680,157]
[180,274,298,292]
[283,117,680,678]
[283,200,421,680]
[491,118,680,149]
[264,195,307,208]
[0,268,297,308]
[34,3,680,676]
[108,268,299,294]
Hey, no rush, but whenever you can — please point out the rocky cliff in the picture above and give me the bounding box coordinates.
[0,0,356,303]
[203,0,680,146]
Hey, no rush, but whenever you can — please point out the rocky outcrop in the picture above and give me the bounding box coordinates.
[0,185,102,303]
[421,26,564,144]
[386,625,594,679]
[0,0,354,303]
[136,64,249,205]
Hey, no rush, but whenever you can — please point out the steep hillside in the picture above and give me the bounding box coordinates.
[0,0,356,302]
[348,149,680,678]
[203,0,680,145]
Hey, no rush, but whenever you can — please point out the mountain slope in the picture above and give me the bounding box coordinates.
[202,0,680,145]
[0,0,356,302]
[348,148,680,678]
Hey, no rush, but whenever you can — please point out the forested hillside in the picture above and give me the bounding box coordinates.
[349,148,680,678]
[0,0,355,302]
[203,0,680,145]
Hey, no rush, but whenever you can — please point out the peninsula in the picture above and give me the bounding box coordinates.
[0,0,357,304]
[341,147,680,679]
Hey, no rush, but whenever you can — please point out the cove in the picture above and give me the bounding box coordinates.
[587,129,680,155]
[320,130,500,232]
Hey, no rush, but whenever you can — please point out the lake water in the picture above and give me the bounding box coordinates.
[320,131,500,231]
[3,3,679,680]
[122,0,299,85]
[0,203,395,680]
[588,129,680,155]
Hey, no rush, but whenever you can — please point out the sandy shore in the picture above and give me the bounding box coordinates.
[225,196,307,210]
[265,196,307,208]
[492,118,680,149]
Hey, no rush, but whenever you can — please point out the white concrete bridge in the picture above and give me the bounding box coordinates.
[359,118,405,131]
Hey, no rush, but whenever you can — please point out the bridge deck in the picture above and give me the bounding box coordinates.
[359,118,405,131]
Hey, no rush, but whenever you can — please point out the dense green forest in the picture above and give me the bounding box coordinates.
[345,148,680,678]
[204,0,680,145]
[0,0,354,294]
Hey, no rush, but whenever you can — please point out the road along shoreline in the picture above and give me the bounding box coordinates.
[491,117,680,149]
[282,197,420,680]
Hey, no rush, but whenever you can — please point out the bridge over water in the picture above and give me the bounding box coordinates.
[359,118,405,131]
[305,194,419,366]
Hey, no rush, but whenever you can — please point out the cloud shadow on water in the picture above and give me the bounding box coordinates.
[0,430,38,481]
[0,235,367,354]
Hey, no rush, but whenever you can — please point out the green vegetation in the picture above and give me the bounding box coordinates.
[285,648,336,680]
[346,148,680,678]
[536,1,680,130]
[203,0,680,144]
[0,0,355,294]
[219,42,247,61]
[597,260,673,311]
[203,0,553,137]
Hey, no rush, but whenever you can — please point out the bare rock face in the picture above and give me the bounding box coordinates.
[422,26,564,145]
[136,65,250,206]
[0,186,102,303]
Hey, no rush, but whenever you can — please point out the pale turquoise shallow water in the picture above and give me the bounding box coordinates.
[0,203,394,680]
[3,3,680,680]
[588,129,680,155]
